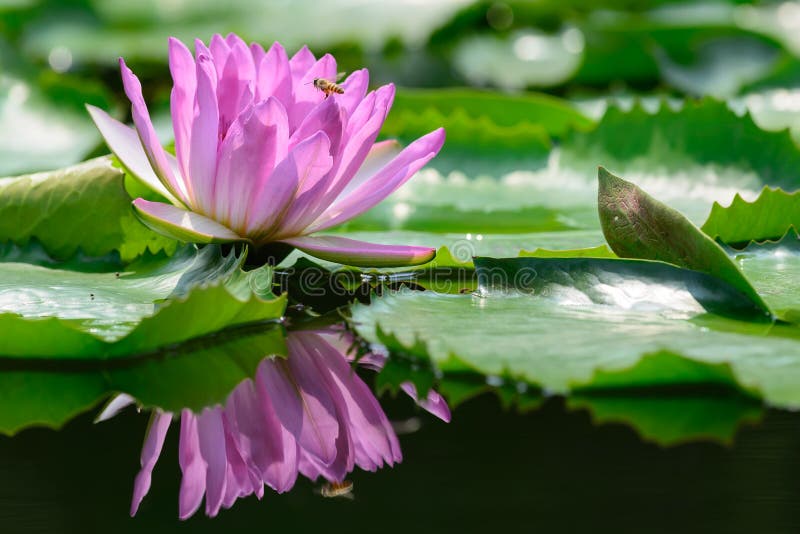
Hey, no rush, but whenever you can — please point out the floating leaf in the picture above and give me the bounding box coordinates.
[475,256,768,319]
[0,245,285,358]
[701,187,800,245]
[0,156,176,261]
[387,88,594,138]
[0,322,286,435]
[351,287,800,409]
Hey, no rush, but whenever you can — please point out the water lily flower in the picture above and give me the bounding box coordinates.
[127,330,449,518]
[87,34,444,267]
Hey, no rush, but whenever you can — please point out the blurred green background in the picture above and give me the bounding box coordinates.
[3,0,800,175]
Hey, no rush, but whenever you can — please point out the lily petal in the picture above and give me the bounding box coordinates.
[253,367,300,492]
[311,334,401,468]
[86,105,183,206]
[281,235,435,267]
[119,58,188,203]
[178,411,206,520]
[189,53,221,215]
[168,37,197,195]
[131,411,172,516]
[338,69,369,115]
[257,42,292,107]
[215,97,289,233]
[311,84,396,218]
[258,352,340,466]
[229,377,298,493]
[246,131,332,240]
[132,199,247,244]
[289,53,337,132]
[400,382,452,422]
[309,128,445,232]
[336,139,402,201]
[197,408,228,517]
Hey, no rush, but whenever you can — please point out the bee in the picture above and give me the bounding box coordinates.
[311,72,346,98]
[317,480,354,500]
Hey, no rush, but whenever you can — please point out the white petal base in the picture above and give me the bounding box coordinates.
[86,104,184,205]
[133,199,248,244]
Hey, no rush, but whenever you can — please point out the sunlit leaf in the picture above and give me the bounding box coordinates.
[0,245,285,358]
[702,187,800,245]
[0,156,177,261]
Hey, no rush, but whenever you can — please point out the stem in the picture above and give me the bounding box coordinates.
[245,242,295,268]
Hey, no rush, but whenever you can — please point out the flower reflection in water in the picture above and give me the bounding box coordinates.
[128,329,449,518]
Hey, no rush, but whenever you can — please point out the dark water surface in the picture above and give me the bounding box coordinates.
[2,394,800,534]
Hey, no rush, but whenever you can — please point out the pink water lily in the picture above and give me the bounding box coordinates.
[127,330,449,518]
[87,34,444,267]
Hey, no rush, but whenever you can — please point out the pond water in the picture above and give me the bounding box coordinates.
[2,392,799,533]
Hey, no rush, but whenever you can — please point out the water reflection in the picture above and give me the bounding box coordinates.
[126,329,449,518]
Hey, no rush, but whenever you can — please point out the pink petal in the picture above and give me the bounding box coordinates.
[131,410,173,516]
[336,139,402,201]
[291,336,354,482]
[256,42,292,107]
[289,52,337,132]
[214,97,289,233]
[188,53,220,215]
[221,415,261,509]
[400,382,452,423]
[272,99,345,236]
[288,95,345,154]
[245,131,332,240]
[338,69,370,115]
[289,45,316,77]
[208,34,231,71]
[281,235,436,267]
[132,198,247,244]
[168,37,197,198]
[229,377,298,493]
[309,84,396,221]
[310,333,402,468]
[250,41,265,65]
[216,39,256,142]
[197,408,228,517]
[258,351,340,466]
[309,128,445,232]
[178,411,206,520]
[86,105,183,206]
[225,32,248,49]
[119,59,189,202]
[253,369,301,492]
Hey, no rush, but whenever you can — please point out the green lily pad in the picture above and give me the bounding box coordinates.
[351,282,800,409]
[0,156,176,261]
[702,187,800,245]
[0,321,286,435]
[0,244,285,358]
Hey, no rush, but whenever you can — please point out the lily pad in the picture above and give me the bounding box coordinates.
[702,187,800,245]
[0,321,286,435]
[0,156,176,261]
[0,245,285,358]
